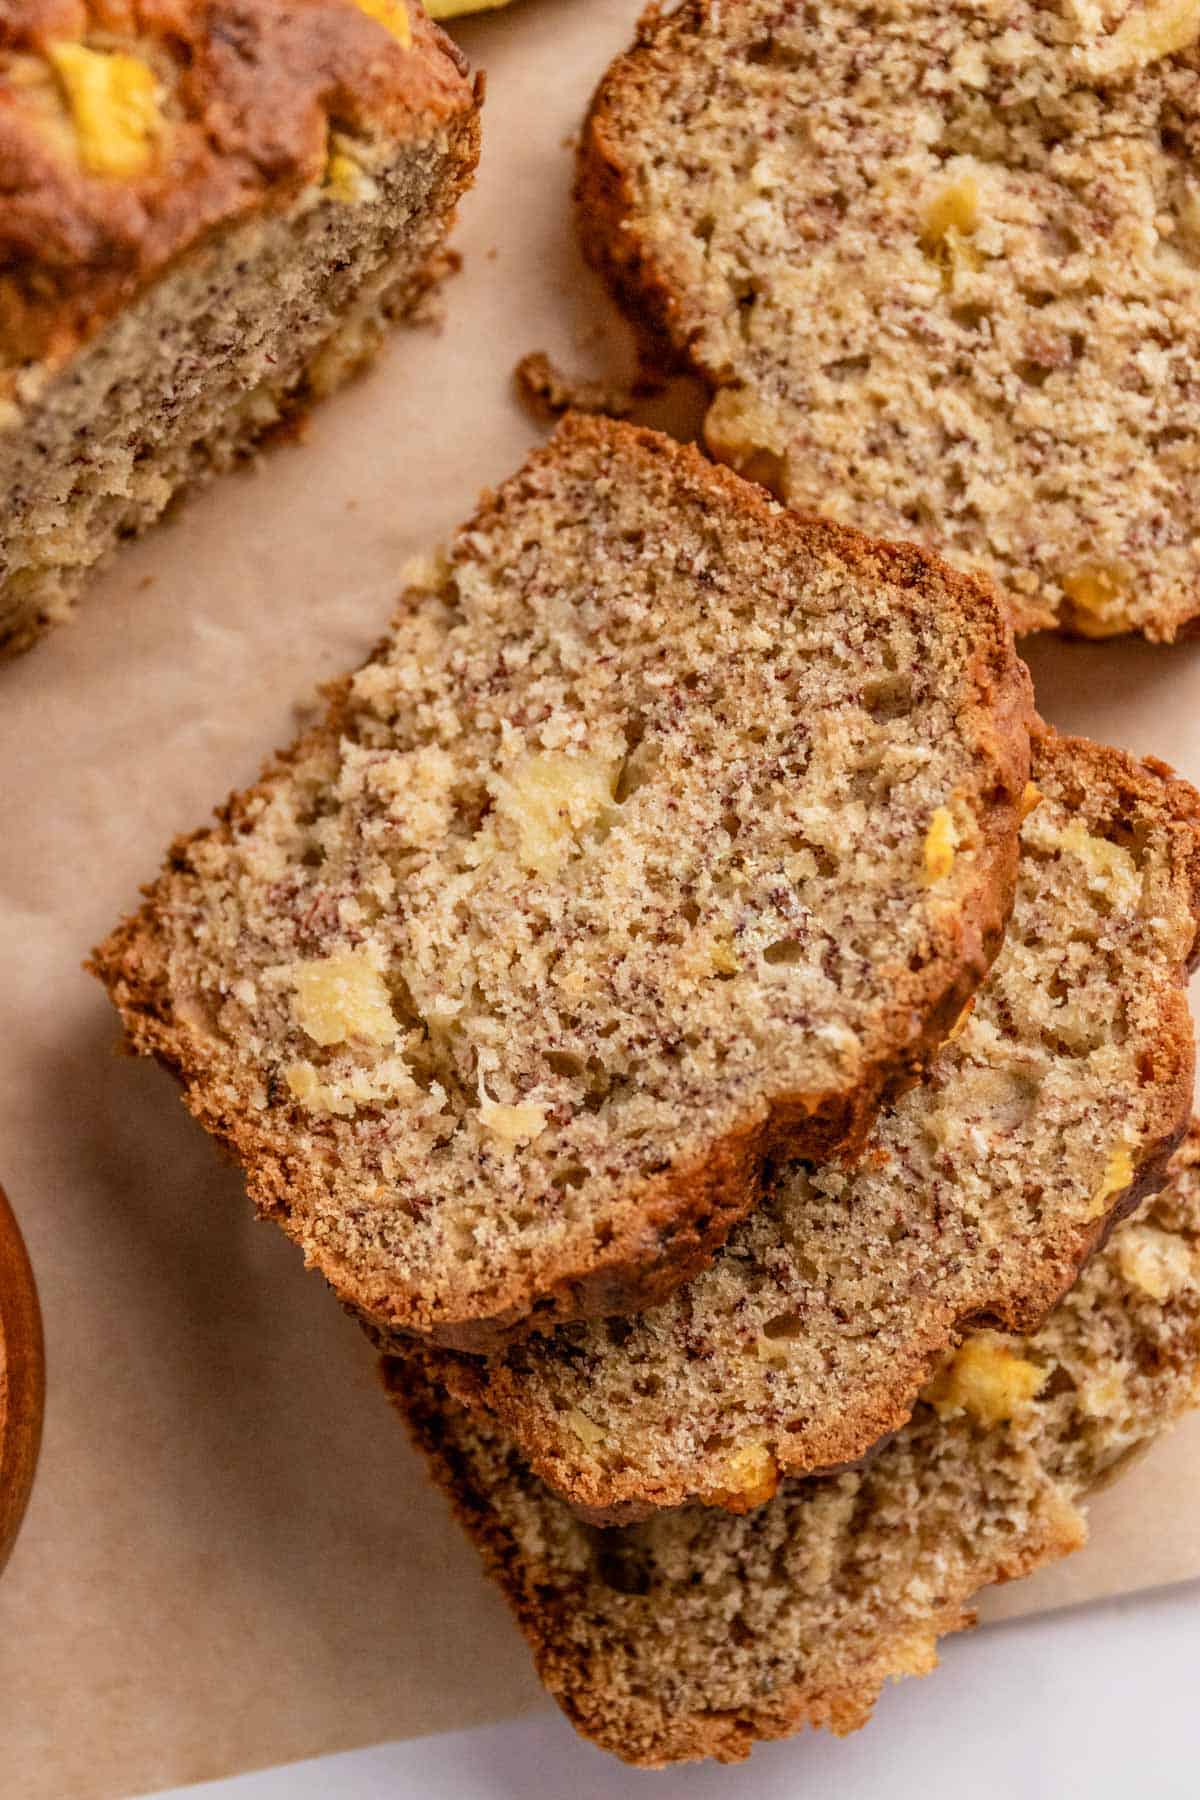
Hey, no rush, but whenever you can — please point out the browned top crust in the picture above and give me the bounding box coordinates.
[0,0,478,384]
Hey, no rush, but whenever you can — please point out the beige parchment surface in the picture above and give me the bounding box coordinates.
[1,3,1199,1796]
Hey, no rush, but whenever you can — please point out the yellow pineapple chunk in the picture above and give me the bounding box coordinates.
[710,933,739,975]
[702,389,788,495]
[1089,1144,1135,1217]
[888,1631,940,1678]
[495,752,619,878]
[284,1053,418,1117]
[47,42,162,178]
[922,1335,1046,1426]
[352,0,412,45]
[478,1095,548,1147]
[325,150,373,204]
[428,0,513,14]
[1117,1224,1194,1300]
[1060,565,1132,639]
[1046,820,1140,912]
[923,806,959,884]
[565,1408,605,1448]
[1101,0,1200,70]
[705,1442,779,1511]
[290,950,397,1047]
[920,175,980,248]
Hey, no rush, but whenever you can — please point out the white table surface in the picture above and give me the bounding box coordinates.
[158,1577,1200,1800]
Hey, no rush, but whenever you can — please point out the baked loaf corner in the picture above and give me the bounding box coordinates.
[0,0,481,656]
[390,1130,1200,1766]
[92,414,1032,1350]
[427,731,1200,1518]
[579,0,1200,642]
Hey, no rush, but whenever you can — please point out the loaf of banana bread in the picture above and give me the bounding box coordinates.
[0,0,480,657]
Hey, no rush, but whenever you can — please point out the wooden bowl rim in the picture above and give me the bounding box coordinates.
[0,1183,45,1578]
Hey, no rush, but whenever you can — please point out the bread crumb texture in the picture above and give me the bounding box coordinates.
[429,734,1200,1515]
[0,0,480,653]
[582,0,1200,640]
[391,1136,1200,1765]
[93,416,1031,1349]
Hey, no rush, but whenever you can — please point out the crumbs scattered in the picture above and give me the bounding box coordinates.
[514,350,637,422]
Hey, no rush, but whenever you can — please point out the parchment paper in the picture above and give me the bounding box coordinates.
[1,3,1198,1796]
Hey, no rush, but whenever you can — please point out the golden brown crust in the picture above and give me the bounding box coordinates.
[0,0,478,383]
[575,2,712,381]
[423,732,1200,1507]
[92,415,1032,1351]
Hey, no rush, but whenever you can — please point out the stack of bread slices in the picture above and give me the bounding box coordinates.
[94,410,1200,1766]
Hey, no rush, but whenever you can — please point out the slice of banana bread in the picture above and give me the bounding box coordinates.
[580,0,1200,641]
[92,415,1032,1352]
[427,734,1200,1517]
[0,0,480,658]
[391,1134,1200,1766]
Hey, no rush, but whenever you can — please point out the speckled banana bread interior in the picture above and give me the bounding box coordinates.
[392,1132,1200,1766]
[426,731,1200,1516]
[581,0,1200,641]
[92,415,1032,1351]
